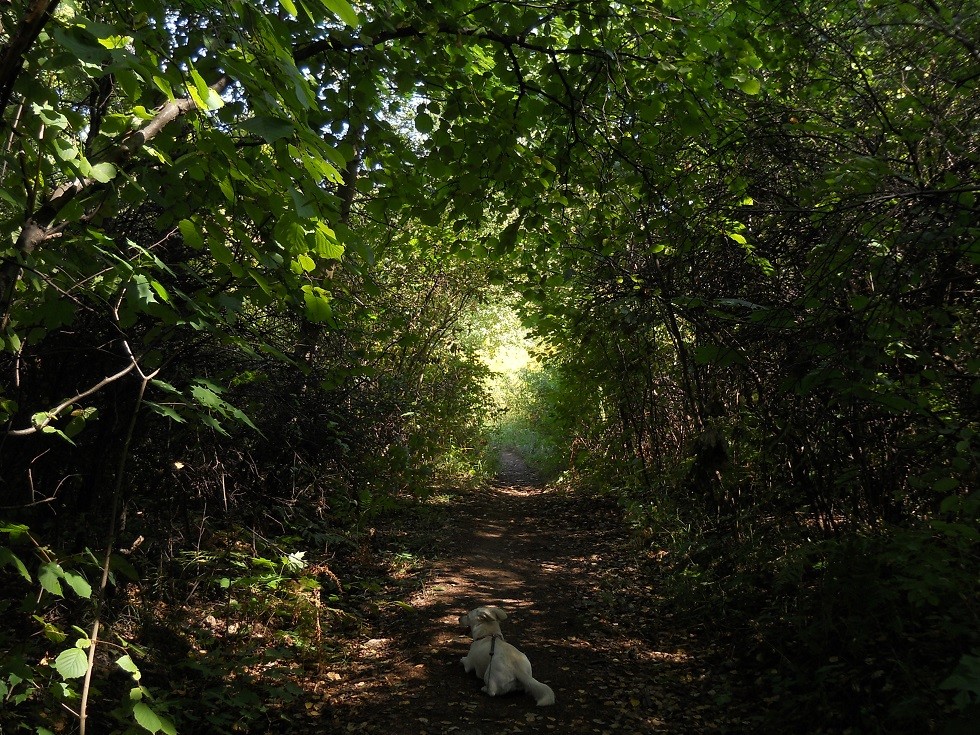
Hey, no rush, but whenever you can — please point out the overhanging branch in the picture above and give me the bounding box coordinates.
[0,76,231,329]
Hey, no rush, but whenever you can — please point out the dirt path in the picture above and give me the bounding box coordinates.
[316,453,750,733]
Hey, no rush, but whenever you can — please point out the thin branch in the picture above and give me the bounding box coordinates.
[6,361,138,436]
[78,370,156,735]
[0,0,62,116]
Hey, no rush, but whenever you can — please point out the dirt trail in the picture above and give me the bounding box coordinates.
[318,453,746,733]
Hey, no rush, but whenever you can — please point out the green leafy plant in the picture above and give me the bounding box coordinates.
[0,522,168,734]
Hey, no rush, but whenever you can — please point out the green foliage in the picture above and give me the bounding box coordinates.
[1,0,977,731]
[485,362,570,479]
[132,702,177,735]
[0,522,165,734]
[484,0,978,730]
[179,543,329,648]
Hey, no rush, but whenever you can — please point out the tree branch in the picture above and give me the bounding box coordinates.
[6,360,138,436]
[0,76,231,328]
[0,0,62,117]
[295,23,628,64]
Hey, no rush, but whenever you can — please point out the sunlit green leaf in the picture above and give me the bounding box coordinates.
[0,547,31,582]
[38,563,65,597]
[133,701,176,734]
[302,285,333,323]
[62,571,92,599]
[116,654,142,679]
[54,648,89,679]
[319,0,359,27]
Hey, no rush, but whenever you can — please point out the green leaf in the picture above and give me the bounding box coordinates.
[189,68,212,104]
[38,563,65,597]
[73,631,91,648]
[498,219,521,253]
[319,0,359,27]
[146,401,186,423]
[133,702,176,734]
[290,185,315,218]
[152,75,174,100]
[190,384,223,409]
[186,70,223,111]
[209,238,235,265]
[130,274,158,307]
[89,162,117,183]
[275,218,307,252]
[302,285,333,323]
[116,654,142,680]
[218,176,235,203]
[279,0,298,16]
[110,554,140,581]
[0,522,30,539]
[738,76,761,95]
[314,226,344,259]
[418,207,442,227]
[33,615,68,643]
[694,343,743,366]
[240,116,295,143]
[54,647,89,679]
[52,27,108,64]
[63,411,91,439]
[41,425,75,444]
[178,219,204,249]
[0,547,31,582]
[62,571,92,599]
[149,280,171,303]
[297,253,316,272]
[52,137,80,161]
[415,112,434,134]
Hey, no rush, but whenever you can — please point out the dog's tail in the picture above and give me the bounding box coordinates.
[516,671,555,706]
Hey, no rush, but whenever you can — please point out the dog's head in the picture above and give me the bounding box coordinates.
[458,606,507,638]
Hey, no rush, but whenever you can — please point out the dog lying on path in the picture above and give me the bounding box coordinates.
[458,606,556,706]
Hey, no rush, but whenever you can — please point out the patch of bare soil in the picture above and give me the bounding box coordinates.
[310,454,755,734]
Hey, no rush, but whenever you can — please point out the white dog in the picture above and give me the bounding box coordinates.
[458,605,555,706]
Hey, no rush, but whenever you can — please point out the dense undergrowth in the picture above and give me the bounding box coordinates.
[499,360,979,734]
[0,251,496,734]
[1,464,467,735]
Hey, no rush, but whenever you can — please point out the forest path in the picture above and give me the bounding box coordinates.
[317,453,749,733]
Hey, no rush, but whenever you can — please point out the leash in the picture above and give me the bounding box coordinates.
[476,633,502,681]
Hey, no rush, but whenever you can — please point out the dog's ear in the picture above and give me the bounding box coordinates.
[486,606,507,621]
